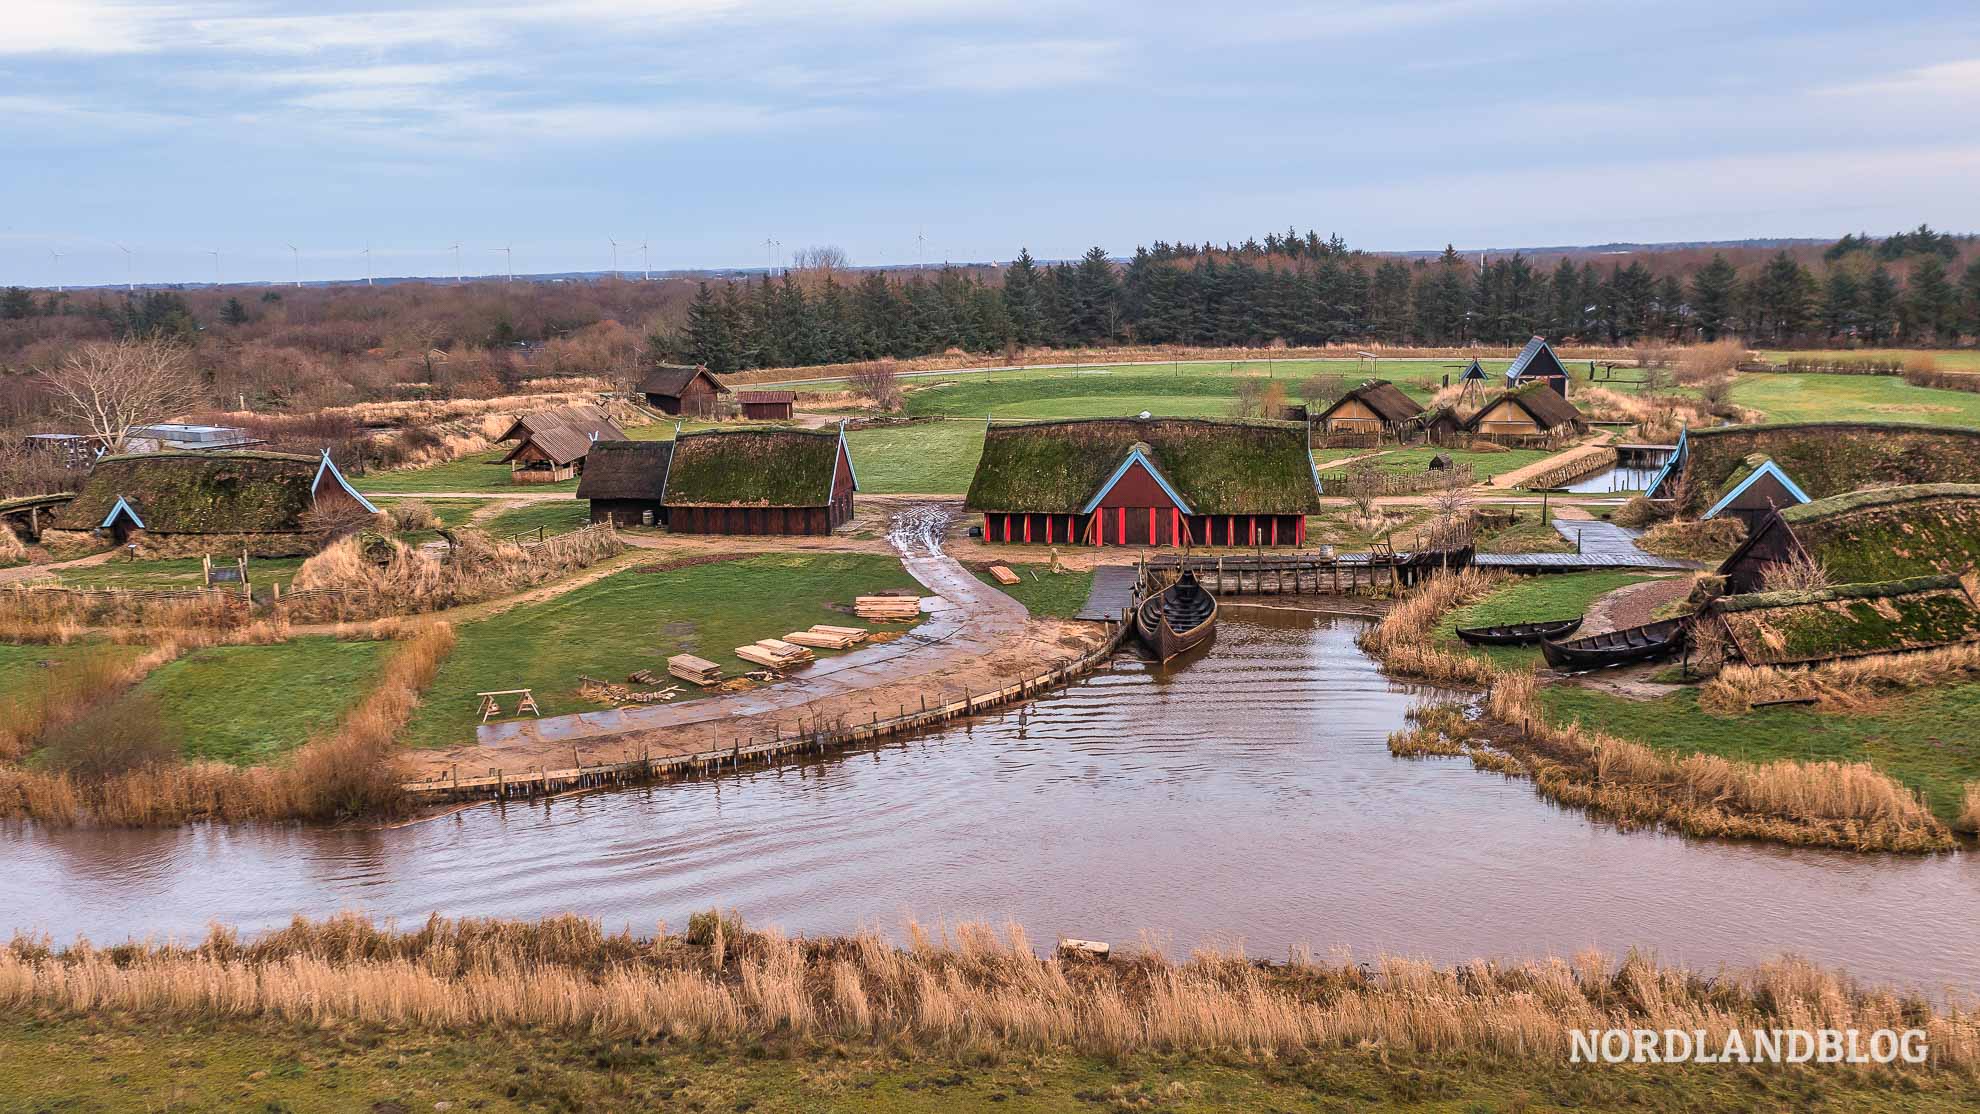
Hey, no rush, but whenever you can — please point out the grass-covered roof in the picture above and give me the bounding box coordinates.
[1466,382,1582,431]
[1676,422,1980,514]
[964,417,1322,516]
[61,451,325,535]
[1781,484,1980,583]
[575,440,672,502]
[662,427,845,507]
[1317,379,1422,424]
[1711,574,1980,666]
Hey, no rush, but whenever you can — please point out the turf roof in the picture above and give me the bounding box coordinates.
[964,417,1322,516]
[1675,422,1980,514]
[661,427,846,507]
[575,440,673,502]
[61,451,326,535]
[1711,574,1980,666]
[1778,484,1980,584]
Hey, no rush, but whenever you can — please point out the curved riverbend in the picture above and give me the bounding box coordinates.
[8,609,1978,996]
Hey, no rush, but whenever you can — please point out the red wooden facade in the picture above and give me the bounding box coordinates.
[665,437,856,537]
[983,511,1306,548]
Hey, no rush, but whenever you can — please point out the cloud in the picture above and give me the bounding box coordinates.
[1825,57,1980,100]
[2,0,181,54]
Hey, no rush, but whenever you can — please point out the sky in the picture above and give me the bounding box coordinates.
[3,0,1978,287]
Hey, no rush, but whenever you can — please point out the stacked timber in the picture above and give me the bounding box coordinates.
[783,624,868,650]
[736,639,813,670]
[988,564,1021,585]
[668,654,724,686]
[856,595,924,621]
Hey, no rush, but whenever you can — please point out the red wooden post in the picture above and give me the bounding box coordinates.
[984,513,992,538]
[1148,507,1155,546]
[1249,516,1257,546]
[1023,516,1031,543]
[1226,516,1234,546]
[1045,515,1053,545]
[1272,517,1279,546]
[1096,510,1104,546]
[1118,506,1126,545]
[1171,508,1180,546]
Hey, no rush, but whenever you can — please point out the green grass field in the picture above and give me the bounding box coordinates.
[56,555,308,592]
[971,564,1094,619]
[895,360,1459,419]
[137,638,390,764]
[1731,372,1980,428]
[482,499,590,539]
[846,421,986,494]
[1440,571,1663,670]
[359,452,576,495]
[372,497,484,528]
[1757,348,1980,373]
[1360,444,1555,479]
[404,554,922,746]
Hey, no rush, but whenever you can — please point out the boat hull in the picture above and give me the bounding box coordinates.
[1540,618,1687,672]
[1454,617,1582,646]
[1136,572,1219,663]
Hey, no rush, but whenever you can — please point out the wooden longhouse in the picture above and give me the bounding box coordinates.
[578,426,857,535]
[639,364,728,417]
[494,404,626,483]
[1464,382,1585,441]
[1699,454,1810,529]
[1312,379,1424,438]
[1645,422,1980,511]
[1502,335,1571,397]
[44,449,376,557]
[735,391,796,421]
[1702,576,1980,668]
[964,417,1323,548]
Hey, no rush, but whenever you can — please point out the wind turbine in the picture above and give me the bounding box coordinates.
[639,239,650,281]
[490,245,512,282]
[608,237,620,280]
[764,236,780,276]
[286,243,301,288]
[115,243,134,291]
[207,250,221,287]
[361,244,373,286]
[48,249,62,293]
[450,242,462,283]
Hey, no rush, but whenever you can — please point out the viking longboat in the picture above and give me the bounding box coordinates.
[1135,570,1218,662]
[1539,618,1687,672]
[1454,617,1582,646]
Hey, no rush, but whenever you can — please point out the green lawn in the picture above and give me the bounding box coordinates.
[1757,348,1980,373]
[136,638,391,764]
[1539,683,1980,821]
[56,555,308,592]
[1360,444,1556,479]
[1731,372,1980,428]
[404,554,922,746]
[971,564,1094,619]
[846,421,987,494]
[1475,518,1576,555]
[482,499,590,540]
[894,360,1459,419]
[373,497,483,528]
[0,641,140,703]
[359,452,576,495]
[1441,571,1663,670]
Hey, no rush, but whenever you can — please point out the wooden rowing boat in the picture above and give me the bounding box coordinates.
[1453,617,1582,646]
[1135,570,1217,663]
[1540,618,1687,672]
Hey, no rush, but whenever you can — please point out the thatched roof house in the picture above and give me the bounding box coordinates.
[495,404,626,483]
[1705,575,1980,667]
[575,440,674,527]
[965,417,1322,547]
[1647,421,1980,511]
[50,450,376,557]
[579,427,856,535]
[1502,336,1570,396]
[1464,382,1585,439]
[1312,379,1423,436]
[639,364,727,417]
[1716,483,1980,593]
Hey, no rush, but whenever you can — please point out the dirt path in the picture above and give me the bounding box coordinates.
[1579,575,1693,637]
[1487,430,1616,490]
[408,503,1108,779]
[0,549,115,585]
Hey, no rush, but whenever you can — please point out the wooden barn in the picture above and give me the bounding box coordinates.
[1700,454,1810,528]
[964,417,1323,548]
[1703,576,1980,667]
[1503,335,1571,397]
[45,450,376,557]
[1716,483,1980,593]
[1465,382,1585,441]
[575,440,673,527]
[639,364,728,417]
[661,425,856,535]
[1312,380,1423,437]
[494,404,626,483]
[735,390,796,421]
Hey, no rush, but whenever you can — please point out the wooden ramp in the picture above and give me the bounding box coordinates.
[1075,565,1139,621]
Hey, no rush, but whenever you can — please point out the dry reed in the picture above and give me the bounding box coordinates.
[1958,784,1980,835]
[3,912,1972,1069]
[1637,517,1747,563]
[289,525,622,620]
[1700,643,1980,717]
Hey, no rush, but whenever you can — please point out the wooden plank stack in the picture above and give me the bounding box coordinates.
[855,595,924,621]
[667,654,724,686]
[782,624,868,650]
[735,639,813,670]
[988,564,1021,585]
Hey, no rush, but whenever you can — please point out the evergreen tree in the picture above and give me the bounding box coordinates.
[1961,262,1980,340]
[1688,254,1739,340]
[1902,256,1959,344]
[1066,247,1121,342]
[0,287,35,320]
[1653,275,1685,339]
[1412,247,1470,344]
[1368,260,1413,342]
[1862,266,1901,344]
[682,283,741,373]
[1750,252,1817,344]
[1547,258,1581,339]
[220,296,250,326]
[1821,268,1862,341]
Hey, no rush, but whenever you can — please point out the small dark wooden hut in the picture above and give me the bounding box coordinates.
[1503,336,1571,397]
[576,440,674,527]
[1312,379,1423,437]
[1418,406,1467,445]
[494,404,625,483]
[639,365,728,416]
[735,391,796,421]
[964,417,1322,548]
[660,425,856,535]
[1700,454,1810,529]
[1717,484,1980,593]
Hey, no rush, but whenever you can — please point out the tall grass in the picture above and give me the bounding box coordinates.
[1357,567,1507,686]
[1701,642,1980,716]
[3,912,1973,1067]
[289,525,622,620]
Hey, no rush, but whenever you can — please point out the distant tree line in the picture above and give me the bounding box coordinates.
[667,225,1980,372]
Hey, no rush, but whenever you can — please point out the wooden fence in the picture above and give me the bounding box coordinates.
[1318,464,1474,496]
[401,613,1137,801]
[1515,448,1618,491]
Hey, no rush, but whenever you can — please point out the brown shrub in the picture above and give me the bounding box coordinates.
[290,525,621,620]
[385,499,440,532]
[1637,517,1746,562]
[1609,495,1668,529]
[1673,338,1746,384]
[0,646,138,761]
[38,691,176,781]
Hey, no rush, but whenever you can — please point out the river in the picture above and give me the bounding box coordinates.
[8,608,1978,996]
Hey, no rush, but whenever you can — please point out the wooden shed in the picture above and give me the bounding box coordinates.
[735,391,796,421]
[964,417,1323,548]
[1503,336,1571,397]
[639,364,728,417]
[1465,382,1586,441]
[494,404,626,483]
[576,440,674,527]
[1312,379,1423,437]
[45,449,376,557]
[1700,454,1810,529]
[660,425,856,535]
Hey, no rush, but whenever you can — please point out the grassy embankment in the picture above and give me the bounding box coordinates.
[4,912,1975,1113]
[1756,348,1980,373]
[359,452,577,495]
[482,498,592,539]
[404,554,922,746]
[970,565,1095,619]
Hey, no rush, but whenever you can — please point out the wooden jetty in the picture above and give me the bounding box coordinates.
[1143,547,1473,595]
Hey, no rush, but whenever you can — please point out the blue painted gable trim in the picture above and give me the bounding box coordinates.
[1080,450,1194,515]
[1703,459,1812,520]
[314,450,380,514]
[836,419,858,494]
[100,495,144,530]
[1645,427,1687,498]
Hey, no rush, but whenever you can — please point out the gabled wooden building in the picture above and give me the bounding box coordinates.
[639,364,728,417]
[1703,575,1980,668]
[46,449,376,557]
[1699,454,1810,529]
[1312,379,1423,437]
[661,426,856,535]
[1503,336,1571,397]
[735,390,796,421]
[1464,382,1586,440]
[494,404,626,483]
[1717,483,1980,593]
[964,417,1323,548]
[576,440,673,527]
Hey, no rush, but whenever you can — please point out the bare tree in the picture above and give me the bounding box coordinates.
[35,339,203,453]
[847,360,902,412]
[792,245,849,274]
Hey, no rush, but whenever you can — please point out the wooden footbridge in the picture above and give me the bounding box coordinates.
[1143,546,1474,595]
